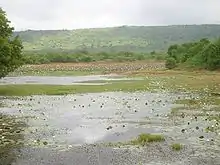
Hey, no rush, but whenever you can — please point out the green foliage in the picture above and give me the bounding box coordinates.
[10,24,220,66]
[165,57,177,69]
[165,38,220,70]
[0,8,23,78]
[131,134,165,146]
[23,51,165,64]
[199,39,220,70]
[171,143,183,151]
[0,79,152,96]
[14,25,220,53]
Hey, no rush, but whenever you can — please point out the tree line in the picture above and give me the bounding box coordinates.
[23,50,165,64]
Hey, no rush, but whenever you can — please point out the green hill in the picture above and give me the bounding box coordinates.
[14,24,220,53]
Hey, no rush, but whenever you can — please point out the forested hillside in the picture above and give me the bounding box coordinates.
[15,24,220,53]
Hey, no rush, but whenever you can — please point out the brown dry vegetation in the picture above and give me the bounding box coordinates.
[17,60,165,75]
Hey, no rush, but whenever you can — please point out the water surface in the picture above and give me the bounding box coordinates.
[0,91,219,165]
[0,75,139,85]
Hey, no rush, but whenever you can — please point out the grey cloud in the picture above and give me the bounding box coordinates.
[1,0,61,21]
[139,0,220,25]
[0,0,219,30]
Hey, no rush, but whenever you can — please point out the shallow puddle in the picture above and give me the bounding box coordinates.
[1,92,179,145]
[0,75,141,85]
[0,91,220,164]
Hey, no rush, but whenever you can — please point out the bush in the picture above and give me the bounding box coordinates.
[165,38,220,70]
[165,57,177,69]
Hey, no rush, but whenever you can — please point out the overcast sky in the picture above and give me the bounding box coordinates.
[1,0,220,31]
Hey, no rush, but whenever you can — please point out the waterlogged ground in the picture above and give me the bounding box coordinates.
[0,75,140,85]
[1,91,220,165]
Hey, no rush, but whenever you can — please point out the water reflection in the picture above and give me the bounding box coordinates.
[0,113,27,165]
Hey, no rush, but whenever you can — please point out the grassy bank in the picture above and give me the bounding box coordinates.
[127,70,220,93]
[0,80,151,96]
[1,69,220,96]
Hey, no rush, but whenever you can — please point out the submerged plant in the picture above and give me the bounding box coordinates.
[131,133,165,146]
[171,143,183,151]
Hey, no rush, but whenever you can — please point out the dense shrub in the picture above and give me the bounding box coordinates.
[165,57,177,69]
[165,38,220,70]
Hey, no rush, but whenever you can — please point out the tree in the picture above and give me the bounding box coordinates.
[200,41,220,70]
[150,51,156,55]
[167,44,178,61]
[0,8,23,78]
[165,57,177,69]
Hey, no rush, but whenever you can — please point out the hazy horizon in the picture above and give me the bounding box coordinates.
[1,0,220,31]
[13,23,220,32]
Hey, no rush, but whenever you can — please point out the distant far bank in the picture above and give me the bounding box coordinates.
[14,24,220,53]
[14,24,220,32]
